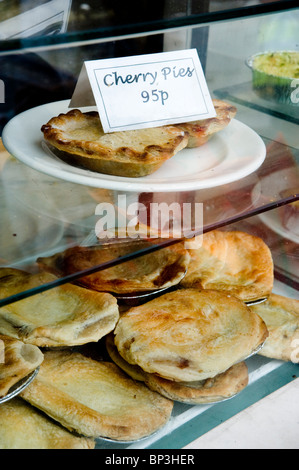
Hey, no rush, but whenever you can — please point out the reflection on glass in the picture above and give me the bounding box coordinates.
[0,0,71,40]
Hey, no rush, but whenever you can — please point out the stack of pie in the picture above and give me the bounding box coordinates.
[0,267,173,446]
[107,288,268,404]
[0,227,298,448]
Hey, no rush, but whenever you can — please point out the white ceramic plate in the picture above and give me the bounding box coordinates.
[252,168,299,243]
[2,100,266,193]
[258,209,299,244]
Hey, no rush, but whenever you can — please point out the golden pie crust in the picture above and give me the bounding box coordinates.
[181,230,274,302]
[114,288,268,382]
[20,350,174,442]
[0,334,44,398]
[0,398,95,449]
[250,293,299,362]
[175,99,237,148]
[37,240,190,295]
[0,268,119,348]
[41,109,189,177]
[106,334,249,404]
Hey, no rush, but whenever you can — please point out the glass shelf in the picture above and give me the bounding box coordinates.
[0,0,297,54]
[0,131,298,308]
[97,356,299,449]
[214,82,299,126]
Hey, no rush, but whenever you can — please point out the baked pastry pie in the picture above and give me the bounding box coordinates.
[41,109,189,177]
[114,288,268,382]
[0,268,119,348]
[106,334,249,405]
[181,230,274,302]
[0,398,95,449]
[20,350,174,442]
[37,240,190,295]
[250,293,299,362]
[175,99,237,148]
[0,334,44,398]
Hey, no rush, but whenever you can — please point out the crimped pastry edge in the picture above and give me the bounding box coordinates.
[20,350,174,441]
[41,109,189,177]
[37,241,191,295]
[106,333,249,404]
[114,288,269,382]
[0,268,119,348]
[250,293,299,362]
[175,99,237,148]
[0,335,44,398]
[181,230,274,302]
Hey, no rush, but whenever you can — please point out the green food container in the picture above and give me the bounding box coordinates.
[246,51,299,106]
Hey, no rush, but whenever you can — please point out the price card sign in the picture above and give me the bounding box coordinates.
[70,49,216,133]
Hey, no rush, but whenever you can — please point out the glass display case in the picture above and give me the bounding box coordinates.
[0,0,298,449]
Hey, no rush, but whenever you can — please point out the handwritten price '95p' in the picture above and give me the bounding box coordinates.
[141,89,169,105]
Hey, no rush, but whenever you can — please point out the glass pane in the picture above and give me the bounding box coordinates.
[0,0,297,52]
[0,7,298,449]
[0,9,298,306]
